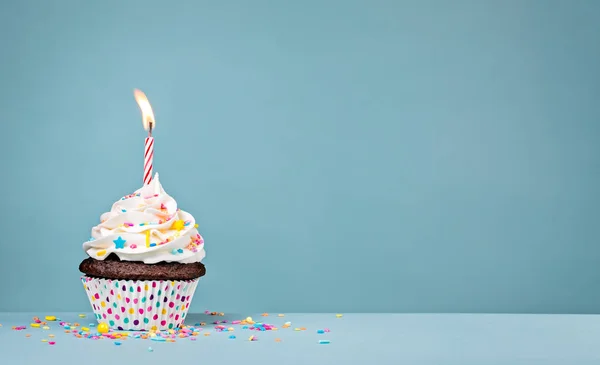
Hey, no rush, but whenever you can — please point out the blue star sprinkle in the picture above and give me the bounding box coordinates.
[113,236,126,249]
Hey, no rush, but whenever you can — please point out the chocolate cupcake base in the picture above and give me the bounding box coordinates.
[79,254,206,281]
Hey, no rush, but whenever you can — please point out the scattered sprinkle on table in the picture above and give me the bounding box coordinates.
[45,316,56,321]
[319,340,331,344]
[336,314,343,318]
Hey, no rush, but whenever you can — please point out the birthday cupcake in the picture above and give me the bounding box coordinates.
[80,173,206,331]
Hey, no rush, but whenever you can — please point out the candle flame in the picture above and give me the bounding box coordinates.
[133,89,155,131]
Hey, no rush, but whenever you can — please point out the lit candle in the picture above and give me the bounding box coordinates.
[134,89,156,185]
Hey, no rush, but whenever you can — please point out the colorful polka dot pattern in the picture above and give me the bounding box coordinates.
[81,276,199,331]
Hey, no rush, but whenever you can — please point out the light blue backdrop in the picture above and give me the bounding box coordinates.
[0,0,599,314]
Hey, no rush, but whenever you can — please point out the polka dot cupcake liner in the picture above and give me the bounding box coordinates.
[81,276,199,331]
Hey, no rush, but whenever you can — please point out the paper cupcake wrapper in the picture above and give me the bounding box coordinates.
[81,276,198,331]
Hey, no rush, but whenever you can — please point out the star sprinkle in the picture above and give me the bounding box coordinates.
[172,220,185,231]
[113,236,126,249]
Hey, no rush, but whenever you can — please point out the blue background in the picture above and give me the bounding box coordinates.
[0,0,599,314]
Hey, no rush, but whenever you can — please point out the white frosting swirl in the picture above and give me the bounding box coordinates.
[83,173,206,264]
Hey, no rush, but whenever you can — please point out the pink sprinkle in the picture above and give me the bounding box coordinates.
[190,337,197,341]
[48,341,56,345]
[324,328,330,332]
[232,320,241,324]
[130,244,137,249]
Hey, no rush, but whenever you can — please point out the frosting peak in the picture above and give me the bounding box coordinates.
[83,173,205,264]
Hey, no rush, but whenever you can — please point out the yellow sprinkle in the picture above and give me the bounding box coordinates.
[228,327,234,331]
[172,220,185,231]
[294,328,301,331]
[194,224,199,228]
[30,323,40,328]
[42,326,50,330]
[48,334,55,338]
[278,314,285,317]
[248,335,255,341]
[204,332,210,336]
[45,316,56,321]
[97,250,106,257]
[41,339,47,342]
[336,314,343,318]
[78,314,86,318]
[81,327,90,332]
[145,231,151,247]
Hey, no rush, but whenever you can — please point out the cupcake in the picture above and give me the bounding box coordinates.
[79,173,206,330]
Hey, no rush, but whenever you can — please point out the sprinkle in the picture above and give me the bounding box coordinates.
[248,335,256,341]
[172,220,185,231]
[147,347,154,352]
[41,339,47,342]
[30,323,40,328]
[45,316,56,321]
[294,328,301,331]
[121,209,126,212]
[81,327,90,332]
[336,314,343,318]
[194,224,199,228]
[150,243,156,247]
[275,338,282,342]
[48,341,56,345]
[324,328,330,332]
[229,335,236,339]
[177,248,183,253]
[130,244,137,249]
[317,329,325,334]
[114,341,122,346]
[151,337,166,342]
[278,314,285,317]
[261,313,269,317]
[25,334,31,338]
[113,236,126,249]
[48,334,55,338]
[145,231,151,247]
[78,314,86,318]
[319,340,331,344]
[97,250,106,257]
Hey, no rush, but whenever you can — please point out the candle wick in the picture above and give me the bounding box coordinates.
[148,121,153,137]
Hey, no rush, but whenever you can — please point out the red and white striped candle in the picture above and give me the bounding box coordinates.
[144,134,154,185]
[134,89,156,185]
